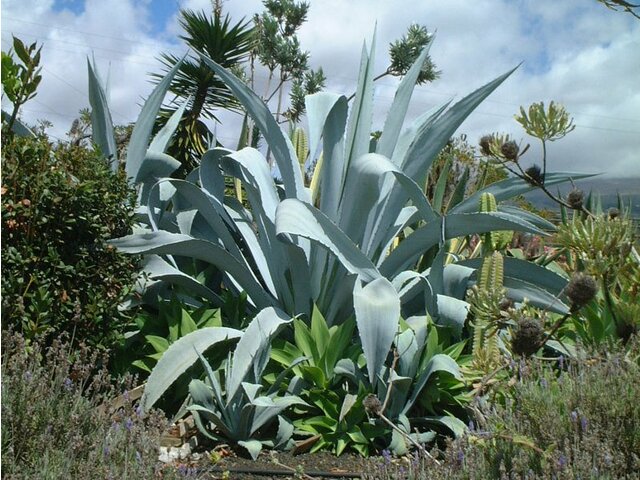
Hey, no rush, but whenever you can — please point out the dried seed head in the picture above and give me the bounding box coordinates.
[511,317,544,356]
[479,135,493,156]
[498,297,514,311]
[524,165,544,186]
[566,189,584,210]
[501,140,520,161]
[607,208,620,220]
[362,394,382,415]
[565,273,598,310]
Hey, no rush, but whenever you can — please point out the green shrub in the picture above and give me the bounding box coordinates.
[0,330,185,479]
[1,134,139,349]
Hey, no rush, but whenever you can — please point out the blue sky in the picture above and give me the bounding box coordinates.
[2,0,639,176]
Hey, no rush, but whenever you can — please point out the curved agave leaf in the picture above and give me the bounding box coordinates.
[353,276,400,387]
[141,327,242,412]
[1,109,35,138]
[225,307,293,403]
[377,44,433,158]
[87,59,117,168]
[305,92,349,220]
[340,153,400,243]
[276,199,380,283]
[141,255,223,306]
[403,66,519,183]
[459,257,568,295]
[368,68,519,258]
[451,172,598,214]
[403,353,461,414]
[109,231,275,309]
[498,205,556,230]
[380,212,547,278]
[148,96,191,153]
[198,54,307,201]
[127,59,183,183]
[344,34,376,175]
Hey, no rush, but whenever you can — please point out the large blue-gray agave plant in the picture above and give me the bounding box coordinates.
[91,35,586,410]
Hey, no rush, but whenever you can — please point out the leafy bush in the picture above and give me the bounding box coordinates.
[364,338,640,479]
[1,134,139,349]
[0,330,185,479]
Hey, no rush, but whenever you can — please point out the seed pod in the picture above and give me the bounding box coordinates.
[565,272,598,310]
[501,140,520,161]
[524,165,544,186]
[566,189,584,210]
[607,208,620,220]
[511,317,544,356]
[362,394,382,415]
[479,135,493,156]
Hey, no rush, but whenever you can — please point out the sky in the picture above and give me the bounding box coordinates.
[1,0,639,178]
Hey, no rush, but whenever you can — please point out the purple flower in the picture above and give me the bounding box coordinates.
[23,371,32,382]
[540,378,548,388]
[135,404,143,417]
[382,449,392,465]
[468,420,475,432]
[558,355,564,370]
[558,454,567,469]
[570,410,578,423]
[103,445,110,457]
[456,449,465,464]
[63,377,73,391]
[135,451,142,463]
[124,417,133,431]
[580,416,588,433]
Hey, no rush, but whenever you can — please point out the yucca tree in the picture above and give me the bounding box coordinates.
[152,9,255,176]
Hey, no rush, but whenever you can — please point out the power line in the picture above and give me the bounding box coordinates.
[3,16,177,50]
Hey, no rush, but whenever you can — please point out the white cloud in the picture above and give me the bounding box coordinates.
[1,0,638,176]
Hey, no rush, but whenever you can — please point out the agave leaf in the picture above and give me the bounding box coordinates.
[340,153,401,244]
[126,58,183,183]
[305,93,349,220]
[403,354,461,414]
[275,416,294,449]
[353,276,400,387]
[198,53,307,201]
[344,34,376,176]
[154,179,246,262]
[1,110,35,138]
[276,199,380,283]
[87,59,117,167]
[380,212,547,278]
[148,96,191,153]
[498,205,556,230]
[136,152,182,205]
[460,257,568,295]
[225,307,292,403]
[250,396,307,436]
[141,327,241,411]
[434,294,470,334]
[389,171,437,223]
[237,439,263,460]
[109,231,274,309]
[451,172,597,214]
[377,44,433,158]
[403,67,519,183]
